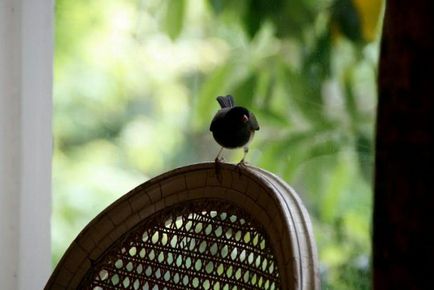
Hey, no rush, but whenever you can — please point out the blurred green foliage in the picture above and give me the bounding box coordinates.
[53,0,383,289]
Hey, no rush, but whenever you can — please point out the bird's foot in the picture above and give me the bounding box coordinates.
[236,159,248,177]
[214,156,224,163]
[214,157,224,183]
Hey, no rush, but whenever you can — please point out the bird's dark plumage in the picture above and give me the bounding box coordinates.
[210,95,259,163]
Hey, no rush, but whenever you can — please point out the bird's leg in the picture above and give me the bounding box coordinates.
[215,147,224,163]
[214,147,224,183]
[236,147,249,177]
[238,146,249,166]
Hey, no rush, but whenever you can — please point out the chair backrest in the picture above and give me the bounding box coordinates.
[45,163,319,290]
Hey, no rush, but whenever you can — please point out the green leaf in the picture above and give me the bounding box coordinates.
[243,0,285,38]
[284,66,328,125]
[343,72,358,122]
[321,156,351,222]
[304,29,332,80]
[355,133,373,182]
[165,0,185,40]
[275,0,316,38]
[208,0,233,15]
[233,74,256,107]
[332,0,363,42]
[256,109,288,126]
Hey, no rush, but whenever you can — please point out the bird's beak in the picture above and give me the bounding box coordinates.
[242,114,249,123]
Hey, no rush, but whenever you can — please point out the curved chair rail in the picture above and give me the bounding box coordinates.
[45,162,319,290]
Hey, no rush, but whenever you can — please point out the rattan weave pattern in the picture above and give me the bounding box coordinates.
[82,200,280,290]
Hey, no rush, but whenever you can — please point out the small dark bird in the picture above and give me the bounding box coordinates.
[210,95,259,164]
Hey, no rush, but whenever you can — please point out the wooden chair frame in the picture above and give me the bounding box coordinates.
[45,163,319,290]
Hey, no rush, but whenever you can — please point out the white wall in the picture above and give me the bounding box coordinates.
[0,0,53,289]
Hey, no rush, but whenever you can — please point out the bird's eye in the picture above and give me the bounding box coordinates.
[241,114,249,123]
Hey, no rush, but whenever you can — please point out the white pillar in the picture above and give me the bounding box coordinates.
[0,0,53,289]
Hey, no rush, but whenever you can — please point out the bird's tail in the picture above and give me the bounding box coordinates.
[216,95,235,108]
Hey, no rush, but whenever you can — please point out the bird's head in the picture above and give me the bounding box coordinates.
[228,106,250,125]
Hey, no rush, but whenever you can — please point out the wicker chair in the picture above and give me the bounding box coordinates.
[45,163,319,290]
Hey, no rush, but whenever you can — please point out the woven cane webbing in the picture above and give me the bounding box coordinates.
[81,200,280,290]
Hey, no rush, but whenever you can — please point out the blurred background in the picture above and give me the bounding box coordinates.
[53,0,384,289]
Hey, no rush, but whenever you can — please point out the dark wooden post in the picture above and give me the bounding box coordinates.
[374,1,434,289]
